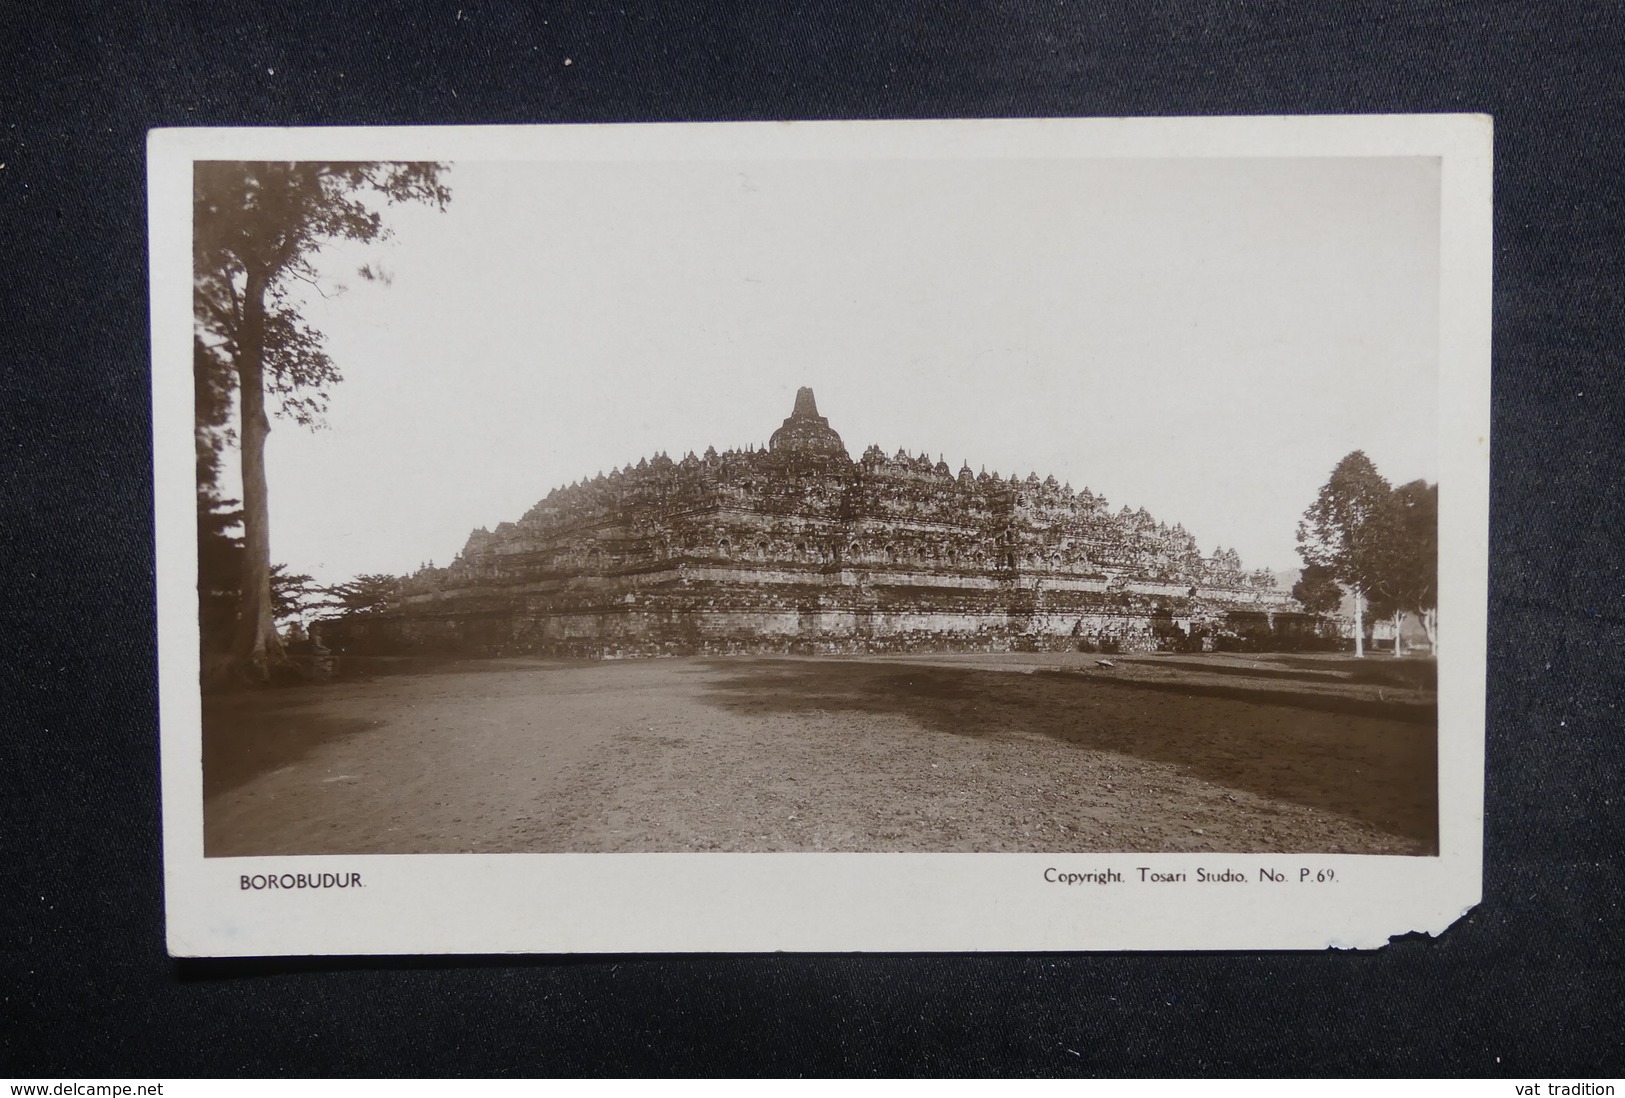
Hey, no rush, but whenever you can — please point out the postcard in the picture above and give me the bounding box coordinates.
[151,115,1490,954]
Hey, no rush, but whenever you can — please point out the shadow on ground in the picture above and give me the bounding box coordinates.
[701,658,1438,851]
[1147,654,1438,693]
[203,696,383,802]
[331,655,583,680]
[1065,669,1435,724]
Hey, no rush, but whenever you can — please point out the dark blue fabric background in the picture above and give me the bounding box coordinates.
[2,0,1621,1078]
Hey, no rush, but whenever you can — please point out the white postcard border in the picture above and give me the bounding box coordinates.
[151,115,1491,955]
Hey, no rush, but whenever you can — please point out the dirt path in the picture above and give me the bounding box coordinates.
[202,653,1437,857]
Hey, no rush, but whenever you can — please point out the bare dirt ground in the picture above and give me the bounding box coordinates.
[201,651,1437,857]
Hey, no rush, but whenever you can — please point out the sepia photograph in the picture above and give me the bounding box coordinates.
[151,118,1490,954]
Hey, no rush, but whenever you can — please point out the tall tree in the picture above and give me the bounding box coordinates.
[1376,479,1439,654]
[193,162,450,682]
[194,337,242,661]
[1296,451,1393,657]
[1360,507,1410,657]
[1339,478,1440,658]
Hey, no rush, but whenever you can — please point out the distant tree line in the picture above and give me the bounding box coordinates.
[1294,451,1437,657]
[195,514,405,660]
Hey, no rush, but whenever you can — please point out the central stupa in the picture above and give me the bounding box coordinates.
[768,387,848,458]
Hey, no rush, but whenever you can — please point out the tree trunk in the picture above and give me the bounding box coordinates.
[1392,610,1405,657]
[1421,607,1438,656]
[229,269,286,683]
[1353,585,1364,658]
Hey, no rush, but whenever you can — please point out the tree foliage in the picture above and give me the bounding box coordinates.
[325,573,406,617]
[1296,451,1438,654]
[1374,479,1439,649]
[235,563,407,630]
[193,161,450,683]
[1296,451,1393,592]
[193,160,452,427]
[268,564,328,625]
[1290,563,1345,615]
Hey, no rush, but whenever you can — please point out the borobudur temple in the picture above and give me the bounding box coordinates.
[331,387,1314,657]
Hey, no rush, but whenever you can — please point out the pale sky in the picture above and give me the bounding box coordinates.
[249,155,1440,585]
